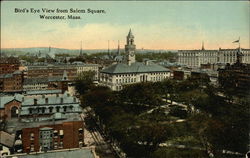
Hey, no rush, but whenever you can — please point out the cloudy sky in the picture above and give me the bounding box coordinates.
[1,1,249,50]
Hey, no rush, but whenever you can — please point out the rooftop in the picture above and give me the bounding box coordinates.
[23,76,63,85]
[0,131,15,147]
[25,89,62,95]
[7,147,97,158]
[0,70,22,79]
[101,62,170,74]
[21,92,79,106]
[0,94,23,109]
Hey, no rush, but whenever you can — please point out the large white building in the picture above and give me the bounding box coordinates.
[177,44,250,68]
[99,29,171,91]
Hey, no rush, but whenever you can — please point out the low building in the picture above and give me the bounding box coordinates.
[25,89,62,96]
[19,91,81,121]
[71,62,99,81]
[0,70,23,93]
[0,94,23,120]
[21,121,84,153]
[100,62,171,91]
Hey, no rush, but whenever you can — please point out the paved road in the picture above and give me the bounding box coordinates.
[81,113,118,158]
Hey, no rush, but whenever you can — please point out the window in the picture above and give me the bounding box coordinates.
[30,145,34,152]
[49,107,53,113]
[30,133,34,140]
[63,106,67,112]
[56,107,60,112]
[59,141,63,148]
[42,108,45,113]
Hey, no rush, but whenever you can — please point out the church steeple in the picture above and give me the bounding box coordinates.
[79,41,83,57]
[117,40,120,55]
[202,41,205,50]
[125,29,136,65]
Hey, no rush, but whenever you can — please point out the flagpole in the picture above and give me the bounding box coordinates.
[238,37,240,48]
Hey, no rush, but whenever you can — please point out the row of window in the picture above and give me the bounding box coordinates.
[28,106,74,114]
[114,72,168,78]
[116,78,136,84]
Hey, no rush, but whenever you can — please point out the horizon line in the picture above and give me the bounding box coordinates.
[1,46,249,51]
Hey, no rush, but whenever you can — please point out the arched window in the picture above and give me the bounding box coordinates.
[63,106,67,112]
[49,107,53,113]
[56,107,60,112]
[11,106,18,118]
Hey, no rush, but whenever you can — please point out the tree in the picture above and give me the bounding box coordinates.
[74,70,95,95]
[119,82,163,107]
[218,71,238,102]
[152,147,207,158]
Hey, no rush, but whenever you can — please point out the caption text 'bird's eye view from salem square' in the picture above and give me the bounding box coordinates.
[0,1,250,158]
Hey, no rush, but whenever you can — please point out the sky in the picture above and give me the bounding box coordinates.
[1,1,249,50]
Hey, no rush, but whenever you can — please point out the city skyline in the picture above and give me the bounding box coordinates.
[1,1,249,50]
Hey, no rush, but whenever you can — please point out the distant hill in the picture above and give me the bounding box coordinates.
[1,47,177,56]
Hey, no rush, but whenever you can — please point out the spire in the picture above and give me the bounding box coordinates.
[117,40,120,55]
[108,40,110,55]
[128,28,134,37]
[80,41,83,57]
[202,41,205,50]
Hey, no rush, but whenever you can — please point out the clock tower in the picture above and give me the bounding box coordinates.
[125,29,136,65]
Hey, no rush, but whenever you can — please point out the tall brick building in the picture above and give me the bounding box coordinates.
[21,121,84,153]
[0,70,23,93]
[0,57,20,74]
[26,64,77,81]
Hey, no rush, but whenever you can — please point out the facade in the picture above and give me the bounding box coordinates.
[21,121,84,153]
[0,94,23,120]
[100,29,171,91]
[23,71,69,92]
[0,70,23,93]
[71,62,99,80]
[23,78,49,91]
[26,64,77,81]
[177,44,250,68]
[0,57,20,74]
[19,91,81,120]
